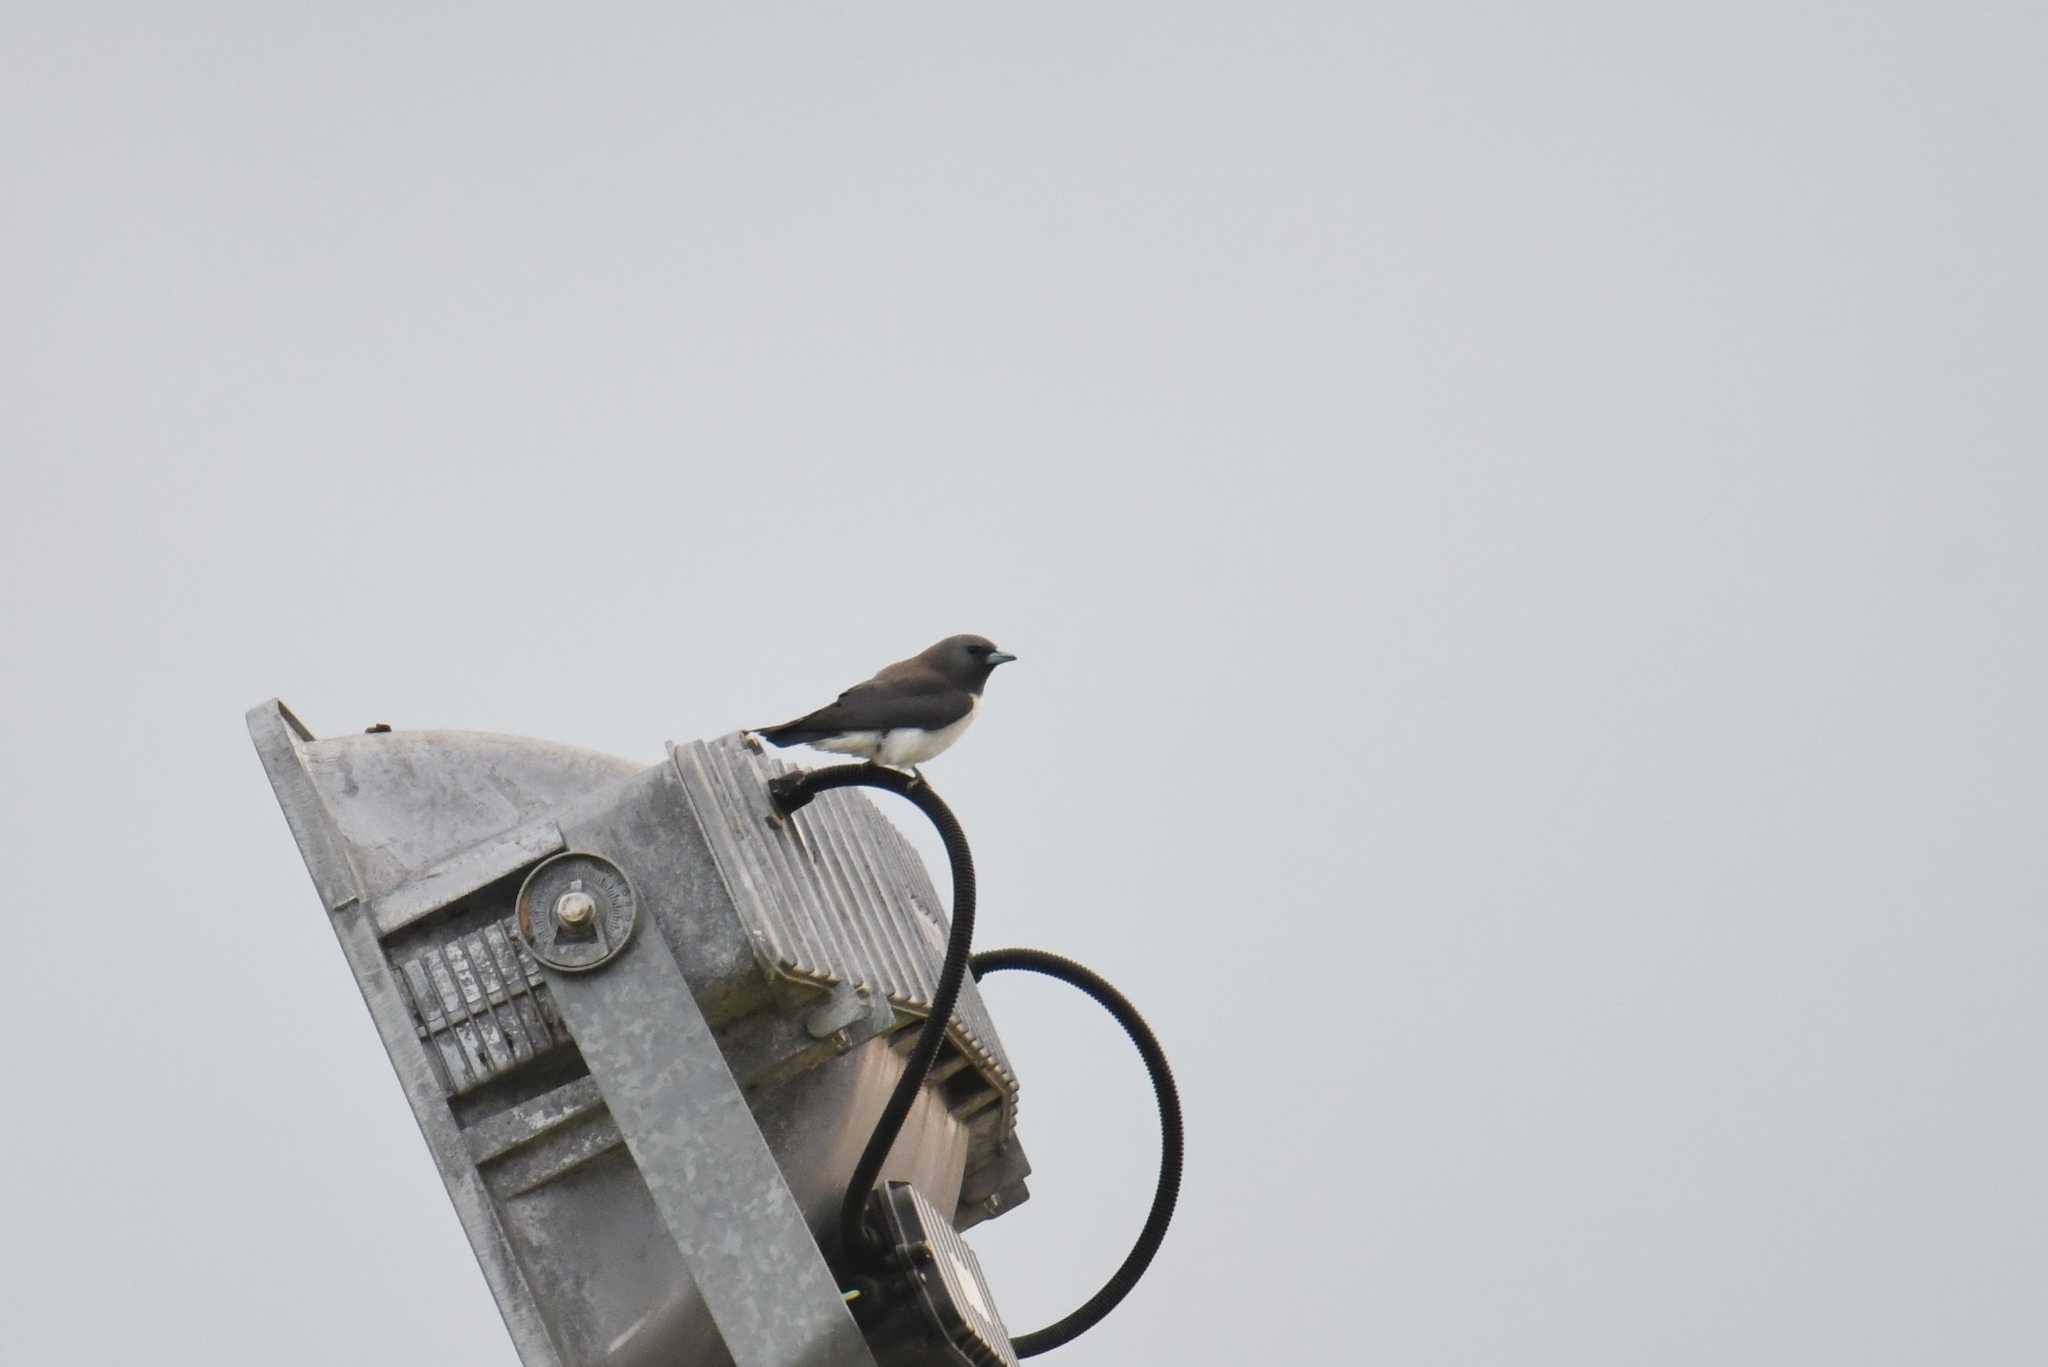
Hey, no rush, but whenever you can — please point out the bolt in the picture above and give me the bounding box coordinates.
[555,890,597,928]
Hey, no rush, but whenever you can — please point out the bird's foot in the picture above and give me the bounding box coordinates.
[860,759,924,787]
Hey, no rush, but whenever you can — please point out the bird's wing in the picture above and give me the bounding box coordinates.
[805,670,972,733]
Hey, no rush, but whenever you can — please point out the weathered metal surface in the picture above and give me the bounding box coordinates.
[250,701,572,1365]
[865,1183,1020,1367]
[673,736,1019,1147]
[954,1138,1033,1235]
[515,851,639,973]
[396,918,569,1096]
[374,818,566,937]
[464,1075,609,1166]
[248,699,1027,1367]
[296,726,639,906]
[250,700,364,912]
[541,891,879,1367]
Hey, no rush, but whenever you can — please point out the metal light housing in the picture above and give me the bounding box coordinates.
[249,700,1029,1367]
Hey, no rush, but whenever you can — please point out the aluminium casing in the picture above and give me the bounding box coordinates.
[248,701,1029,1367]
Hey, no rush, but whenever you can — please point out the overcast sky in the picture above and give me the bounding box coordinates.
[5,5,2044,1365]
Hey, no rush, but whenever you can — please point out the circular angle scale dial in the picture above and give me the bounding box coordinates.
[515,850,638,972]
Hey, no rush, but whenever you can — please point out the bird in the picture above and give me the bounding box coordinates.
[751,634,1017,776]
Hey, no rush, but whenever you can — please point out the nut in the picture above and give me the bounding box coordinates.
[554,890,598,928]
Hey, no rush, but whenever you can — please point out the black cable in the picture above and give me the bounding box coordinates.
[968,948,1183,1358]
[767,763,977,1270]
[767,765,1182,1352]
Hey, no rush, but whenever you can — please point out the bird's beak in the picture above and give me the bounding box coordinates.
[987,651,1018,666]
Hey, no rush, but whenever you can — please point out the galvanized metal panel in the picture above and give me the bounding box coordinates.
[543,900,880,1367]
[247,701,568,1366]
[373,818,567,937]
[395,917,569,1096]
[252,702,1029,1367]
[671,736,1019,1143]
[297,728,638,904]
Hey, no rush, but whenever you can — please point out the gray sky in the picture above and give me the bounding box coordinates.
[5,5,2044,1364]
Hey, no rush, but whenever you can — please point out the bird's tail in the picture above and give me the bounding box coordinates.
[750,720,824,748]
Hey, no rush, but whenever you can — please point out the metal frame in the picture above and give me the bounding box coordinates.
[249,700,883,1367]
[543,917,878,1367]
[249,700,568,1365]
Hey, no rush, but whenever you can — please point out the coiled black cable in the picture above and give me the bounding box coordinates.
[767,763,976,1270]
[969,948,1183,1358]
[767,764,1182,1354]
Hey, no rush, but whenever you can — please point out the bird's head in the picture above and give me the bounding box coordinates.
[925,634,1017,693]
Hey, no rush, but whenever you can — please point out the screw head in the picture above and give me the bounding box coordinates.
[554,890,597,928]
